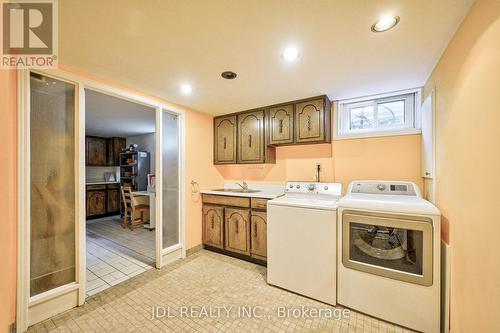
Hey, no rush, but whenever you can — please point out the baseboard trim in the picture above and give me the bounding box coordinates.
[186,244,203,256]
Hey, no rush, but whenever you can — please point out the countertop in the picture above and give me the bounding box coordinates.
[86,180,120,185]
[200,183,285,199]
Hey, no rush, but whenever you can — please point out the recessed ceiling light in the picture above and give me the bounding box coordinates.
[281,46,300,62]
[180,84,193,95]
[371,15,400,32]
[221,71,237,79]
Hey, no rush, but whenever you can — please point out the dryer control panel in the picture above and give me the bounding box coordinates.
[349,180,419,197]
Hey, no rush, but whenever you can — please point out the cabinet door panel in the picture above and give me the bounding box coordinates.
[202,205,224,249]
[269,104,293,145]
[224,208,251,255]
[250,211,267,260]
[238,110,265,163]
[214,116,237,164]
[294,99,325,143]
[86,191,106,216]
[107,189,120,212]
[86,137,107,166]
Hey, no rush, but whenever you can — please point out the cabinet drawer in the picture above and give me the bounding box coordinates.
[87,184,107,190]
[202,194,250,208]
[106,183,120,189]
[251,198,269,210]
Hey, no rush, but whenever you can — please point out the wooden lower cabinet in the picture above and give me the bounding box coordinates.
[224,208,251,255]
[86,190,106,216]
[201,195,268,263]
[250,211,267,260]
[107,188,121,213]
[202,205,224,249]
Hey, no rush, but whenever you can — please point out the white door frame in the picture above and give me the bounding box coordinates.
[16,68,186,332]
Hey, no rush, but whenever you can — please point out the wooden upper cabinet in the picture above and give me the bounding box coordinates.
[86,137,107,166]
[237,110,265,163]
[294,97,331,144]
[109,137,126,166]
[224,207,251,255]
[250,211,267,260]
[214,115,237,164]
[269,104,294,145]
[202,205,224,249]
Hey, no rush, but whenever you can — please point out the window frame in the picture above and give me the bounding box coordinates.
[335,88,422,140]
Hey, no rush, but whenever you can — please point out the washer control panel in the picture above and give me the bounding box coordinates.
[285,181,342,196]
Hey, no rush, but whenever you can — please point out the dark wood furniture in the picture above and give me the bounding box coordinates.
[213,95,330,165]
[85,136,126,166]
[202,194,268,264]
[86,183,122,219]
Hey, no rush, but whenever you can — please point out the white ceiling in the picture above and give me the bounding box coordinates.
[85,89,155,137]
[60,0,473,116]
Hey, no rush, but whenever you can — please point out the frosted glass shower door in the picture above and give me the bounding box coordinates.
[155,109,181,268]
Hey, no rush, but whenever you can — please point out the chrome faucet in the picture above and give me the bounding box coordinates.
[235,180,249,191]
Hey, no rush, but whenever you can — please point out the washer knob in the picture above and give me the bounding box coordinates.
[324,186,329,190]
[377,184,386,191]
[289,184,293,188]
[307,183,317,191]
[296,185,300,189]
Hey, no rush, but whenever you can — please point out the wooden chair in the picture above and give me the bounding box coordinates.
[120,186,150,230]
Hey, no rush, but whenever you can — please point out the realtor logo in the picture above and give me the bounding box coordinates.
[1,0,58,68]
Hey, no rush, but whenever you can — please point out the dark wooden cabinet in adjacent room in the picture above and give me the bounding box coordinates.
[86,185,107,216]
[86,136,126,166]
[106,184,121,213]
[86,137,107,166]
[86,183,122,218]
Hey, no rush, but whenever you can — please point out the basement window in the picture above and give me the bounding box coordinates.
[335,89,421,139]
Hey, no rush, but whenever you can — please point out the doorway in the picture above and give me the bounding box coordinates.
[84,89,156,297]
[17,69,186,332]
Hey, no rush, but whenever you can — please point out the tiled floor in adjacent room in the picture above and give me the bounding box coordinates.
[86,216,155,297]
[30,250,416,333]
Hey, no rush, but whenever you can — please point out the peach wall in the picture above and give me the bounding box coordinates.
[0,70,17,333]
[423,0,500,332]
[217,135,422,192]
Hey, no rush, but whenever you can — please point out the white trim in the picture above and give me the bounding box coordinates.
[155,108,163,269]
[334,88,422,140]
[76,83,86,306]
[29,283,79,306]
[17,69,30,333]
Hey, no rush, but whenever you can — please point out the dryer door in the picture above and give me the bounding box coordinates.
[342,212,433,286]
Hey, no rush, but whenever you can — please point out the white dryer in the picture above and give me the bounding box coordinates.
[337,180,441,333]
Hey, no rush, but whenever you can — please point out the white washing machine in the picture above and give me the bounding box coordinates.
[337,180,441,333]
[267,181,342,305]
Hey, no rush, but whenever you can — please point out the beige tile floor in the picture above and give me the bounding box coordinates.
[29,250,415,333]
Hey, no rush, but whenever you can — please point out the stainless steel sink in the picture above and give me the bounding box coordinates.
[212,188,261,193]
